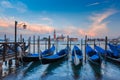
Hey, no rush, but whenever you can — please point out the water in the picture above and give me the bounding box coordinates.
[1,41,120,80]
[2,60,120,80]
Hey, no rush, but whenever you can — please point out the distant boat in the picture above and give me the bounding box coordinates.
[22,44,55,62]
[71,45,83,65]
[86,44,101,65]
[95,44,120,63]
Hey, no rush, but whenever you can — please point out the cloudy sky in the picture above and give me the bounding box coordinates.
[0,0,120,40]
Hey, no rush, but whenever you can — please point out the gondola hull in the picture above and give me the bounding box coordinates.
[95,45,120,64]
[21,45,55,62]
[88,57,101,65]
[40,54,67,64]
[22,56,40,62]
[104,55,120,63]
[22,54,67,64]
[22,47,69,64]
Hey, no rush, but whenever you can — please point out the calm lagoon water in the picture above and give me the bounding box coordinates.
[2,41,120,80]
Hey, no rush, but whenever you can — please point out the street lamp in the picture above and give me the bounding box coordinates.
[14,21,27,66]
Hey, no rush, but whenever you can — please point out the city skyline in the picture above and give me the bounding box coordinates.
[0,0,120,40]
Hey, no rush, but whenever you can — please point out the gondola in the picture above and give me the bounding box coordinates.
[40,46,69,64]
[86,44,101,65]
[95,44,120,63]
[108,43,120,58]
[71,45,83,65]
[22,44,55,62]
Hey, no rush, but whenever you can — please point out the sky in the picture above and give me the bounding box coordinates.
[0,0,120,40]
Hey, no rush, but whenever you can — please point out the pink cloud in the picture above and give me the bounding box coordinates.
[27,24,54,34]
[0,18,13,27]
[0,9,117,38]
[55,9,117,38]
[87,9,117,37]
[0,18,54,35]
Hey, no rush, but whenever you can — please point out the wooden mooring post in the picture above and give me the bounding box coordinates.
[105,36,108,51]
[48,35,51,49]
[33,35,35,53]
[3,43,6,62]
[20,34,22,42]
[67,35,69,47]
[70,39,71,50]
[37,36,40,53]
[4,34,7,42]
[28,37,31,54]
[56,39,58,53]
[105,36,108,60]
[93,39,96,50]
[23,38,25,55]
[45,38,47,50]
[81,39,83,51]
[84,35,87,63]
[99,39,100,46]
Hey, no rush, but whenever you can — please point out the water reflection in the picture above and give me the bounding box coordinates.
[2,60,17,77]
[41,59,65,79]
[71,63,82,80]
[25,61,41,73]
[1,43,120,80]
[105,59,120,68]
[89,61,102,80]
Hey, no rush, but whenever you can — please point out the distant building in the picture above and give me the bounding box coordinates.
[69,38,78,42]
[54,30,56,41]
[57,34,65,41]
